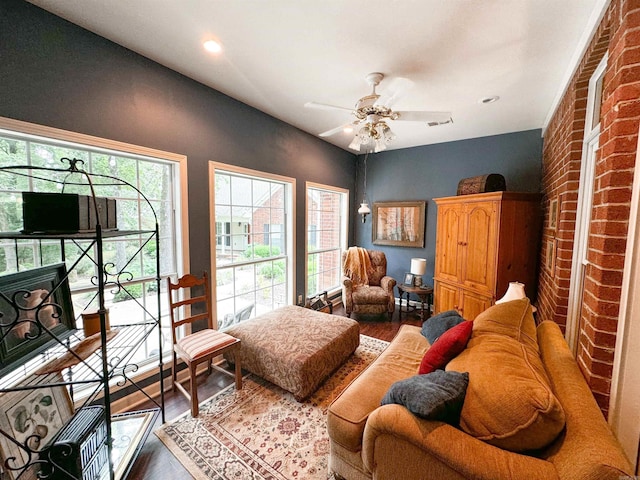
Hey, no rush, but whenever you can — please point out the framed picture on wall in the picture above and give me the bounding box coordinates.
[549,198,559,231]
[546,238,557,276]
[372,201,426,248]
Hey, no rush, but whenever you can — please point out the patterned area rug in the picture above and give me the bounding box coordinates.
[155,335,388,480]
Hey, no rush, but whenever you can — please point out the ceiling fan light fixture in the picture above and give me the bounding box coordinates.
[358,124,374,143]
[306,72,452,150]
[374,138,387,153]
[348,136,361,151]
[380,122,396,143]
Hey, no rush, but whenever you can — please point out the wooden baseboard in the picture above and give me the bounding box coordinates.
[109,358,226,414]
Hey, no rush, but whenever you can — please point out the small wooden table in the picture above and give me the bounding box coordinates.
[397,284,434,320]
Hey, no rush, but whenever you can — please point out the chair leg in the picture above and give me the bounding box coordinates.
[172,352,178,392]
[190,364,199,417]
[234,350,242,391]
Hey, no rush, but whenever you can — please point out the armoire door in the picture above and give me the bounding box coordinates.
[461,201,497,294]
[434,203,464,283]
[459,289,493,320]
[434,280,459,314]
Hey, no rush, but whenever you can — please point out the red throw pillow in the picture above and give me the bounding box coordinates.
[419,320,473,374]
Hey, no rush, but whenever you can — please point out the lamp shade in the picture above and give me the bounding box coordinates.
[357,203,371,215]
[410,258,427,276]
[496,282,526,304]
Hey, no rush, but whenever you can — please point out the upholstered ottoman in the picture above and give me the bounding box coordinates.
[223,305,359,400]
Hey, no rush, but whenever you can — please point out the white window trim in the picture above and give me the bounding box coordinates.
[305,181,349,299]
[565,54,606,353]
[0,116,190,277]
[0,116,190,401]
[208,161,296,323]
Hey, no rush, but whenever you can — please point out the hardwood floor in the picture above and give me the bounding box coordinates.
[126,306,423,479]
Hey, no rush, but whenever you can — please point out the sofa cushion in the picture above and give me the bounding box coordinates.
[421,310,465,343]
[381,370,469,424]
[418,320,473,374]
[352,285,390,305]
[446,298,566,452]
[327,325,427,452]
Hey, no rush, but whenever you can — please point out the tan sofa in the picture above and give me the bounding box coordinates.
[327,301,633,480]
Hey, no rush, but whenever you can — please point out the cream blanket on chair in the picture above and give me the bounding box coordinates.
[343,246,373,286]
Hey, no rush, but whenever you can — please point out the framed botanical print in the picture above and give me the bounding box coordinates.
[0,376,73,480]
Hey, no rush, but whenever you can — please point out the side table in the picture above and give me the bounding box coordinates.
[397,284,434,321]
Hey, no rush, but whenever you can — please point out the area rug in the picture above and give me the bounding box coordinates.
[155,334,389,480]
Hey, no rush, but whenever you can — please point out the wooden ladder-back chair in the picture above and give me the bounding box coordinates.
[167,272,242,417]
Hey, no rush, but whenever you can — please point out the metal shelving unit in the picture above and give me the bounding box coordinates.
[0,159,165,480]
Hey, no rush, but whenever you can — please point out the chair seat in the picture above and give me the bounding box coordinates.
[352,285,389,305]
[176,329,238,362]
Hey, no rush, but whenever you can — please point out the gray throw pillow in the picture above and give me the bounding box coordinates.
[381,370,469,424]
[421,310,465,344]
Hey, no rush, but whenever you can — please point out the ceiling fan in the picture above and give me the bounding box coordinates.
[305,72,453,152]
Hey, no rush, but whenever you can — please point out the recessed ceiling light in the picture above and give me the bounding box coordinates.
[479,96,500,104]
[343,126,354,134]
[203,39,222,54]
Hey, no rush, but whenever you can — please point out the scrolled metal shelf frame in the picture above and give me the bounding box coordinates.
[0,158,165,480]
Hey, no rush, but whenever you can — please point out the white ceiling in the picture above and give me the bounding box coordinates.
[27,0,607,152]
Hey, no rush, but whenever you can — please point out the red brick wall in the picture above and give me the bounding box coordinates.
[538,0,639,415]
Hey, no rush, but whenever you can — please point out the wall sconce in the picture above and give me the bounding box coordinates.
[410,258,427,287]
[358,152,371,223]
[358,202,371,223]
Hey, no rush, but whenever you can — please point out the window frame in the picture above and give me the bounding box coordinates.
[305,182,349,299]
[209,162,296,327]
[0,116,189,370]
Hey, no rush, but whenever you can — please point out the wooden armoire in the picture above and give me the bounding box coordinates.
[433,191,542,320]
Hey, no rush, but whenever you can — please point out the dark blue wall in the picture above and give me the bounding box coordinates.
[353,130,543,288]
[0,0,356,301]
[0,1,543,302]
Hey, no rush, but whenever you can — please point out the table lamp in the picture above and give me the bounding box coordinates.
[496,282,526,303]
[410,258,427,287]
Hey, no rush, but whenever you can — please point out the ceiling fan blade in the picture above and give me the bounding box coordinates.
[395,110,453,124]
[304,101,353,113]
[319,123,355,137]
[375,77,414,107]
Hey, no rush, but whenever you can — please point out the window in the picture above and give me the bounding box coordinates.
[210,164,294,329]
[566,54,607,352]
[306,183,348,297]
[0,117,187,369]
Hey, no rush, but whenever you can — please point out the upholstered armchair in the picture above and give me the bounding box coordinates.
[342,248,396,319]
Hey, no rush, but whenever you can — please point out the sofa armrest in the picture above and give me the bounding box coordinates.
[362,404,559,480]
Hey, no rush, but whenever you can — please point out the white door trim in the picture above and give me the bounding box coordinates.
[608,125,640,471]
